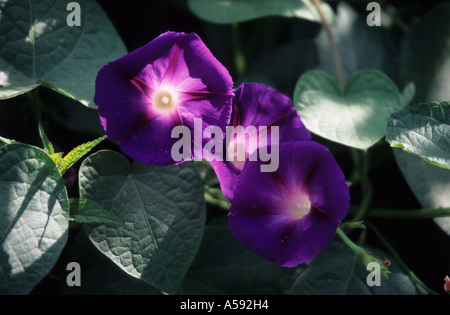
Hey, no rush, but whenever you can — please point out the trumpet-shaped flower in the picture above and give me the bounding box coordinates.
[95,31,234,166]
[210,83,311,201]
[228,141,350,267]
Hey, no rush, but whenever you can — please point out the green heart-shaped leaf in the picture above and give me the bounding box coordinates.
[387,101,450,170]
[0,0,126,107]
[0,143,69,294]
[69,198,121,224]
[393,149,450,236]
[79,150,206,294]
[62,231,161,295]
[285,240,426,295]
[294,70,402,150]
[180,216,282,294]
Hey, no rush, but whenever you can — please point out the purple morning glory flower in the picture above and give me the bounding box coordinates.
[210,83,311,201]
[228,141,350,267]
[94,31,234,166]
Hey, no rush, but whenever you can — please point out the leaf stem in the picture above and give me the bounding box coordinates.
[313,0,345,93]
[367,222,439,295]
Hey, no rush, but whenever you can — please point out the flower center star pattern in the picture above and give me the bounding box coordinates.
[95,31,234,166]
[94,31,350,267]
[228,142,350,267]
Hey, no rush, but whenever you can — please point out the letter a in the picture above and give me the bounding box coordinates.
[66,262,81,287]
[66,2,81,27]
[171,126,191,162]
[366,262,381,287]
[366,2,381,27]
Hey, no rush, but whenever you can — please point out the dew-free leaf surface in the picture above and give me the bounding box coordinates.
[294,70,402,150]
[0,143,69,294]
[0,0,126,107]
[80,150,206,294]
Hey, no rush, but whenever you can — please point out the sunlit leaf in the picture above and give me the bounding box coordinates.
[58,135,106,175]
[0,0,127,107]
[387,101,450,170]
[0,143,69,294]
[294,69,402,150]
[188,0,334,24]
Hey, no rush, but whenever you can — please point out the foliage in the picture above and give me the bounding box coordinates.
[1,0,449,296]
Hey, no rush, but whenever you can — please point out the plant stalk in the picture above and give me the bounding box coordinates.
[368,207,450,219]
[352,149,373,222]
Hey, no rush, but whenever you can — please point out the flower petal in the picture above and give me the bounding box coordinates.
[228,210,338,267]
[95,31,234,165]
[177,33,233,93]
[95,63,152,141]
[273,142,349,222]
[228,142,350,267]
[211,83,311,201]
[109,31,183,81]
[233,83,308,135]
[118,115,182,166]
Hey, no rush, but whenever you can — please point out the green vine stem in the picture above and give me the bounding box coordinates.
[368,207,450,219]
[27,88,42,124]
[336,227,390,279]
[351,149,373,222]
[336,227,365,255]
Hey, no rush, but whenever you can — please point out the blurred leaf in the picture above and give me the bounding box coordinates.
[188,0,334,24]
[58,135,106,175]
[247,37,318,96]
[79,150,206,294]
[0,143,69,294]
[69,198,121,224]
[387,101,450,170]
[316,2,400,82]
[294,69,402,150]
[400,83,416,108]
[180,216,282,294]
[393,149,450,236]
[0,0,127,107]
[399,2,450,104]
[285,240,426,295]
